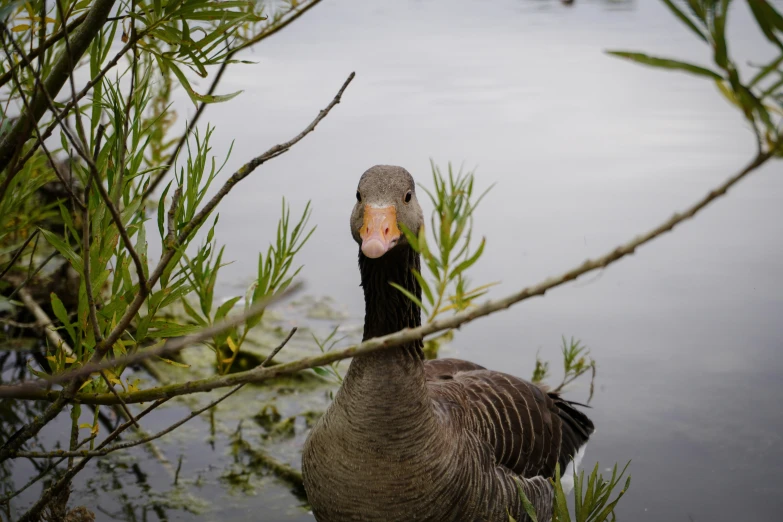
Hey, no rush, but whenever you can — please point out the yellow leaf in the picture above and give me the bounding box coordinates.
[45,355,56,362]
[221,357,233,364]
[91,423,99,435]
[715,80,740,108]
[78,423,93,430]
[78,379,94,391]
[12,24,30,32]
[226,336,238,354]
[157,356,190,368]
[64,357,76,364]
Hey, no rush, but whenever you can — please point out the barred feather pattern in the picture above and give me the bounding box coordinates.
[302,246,594,521]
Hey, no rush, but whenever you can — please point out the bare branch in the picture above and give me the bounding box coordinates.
[0,281,302,398]
[0,229,38,281]
[6,250,58,301]
[12,328,297,460]
[2,150,769,406]
[13,398,167,522]
[177,72,355,245]
[17,288,73,357]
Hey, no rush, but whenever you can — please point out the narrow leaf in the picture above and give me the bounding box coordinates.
[606,51,723,80]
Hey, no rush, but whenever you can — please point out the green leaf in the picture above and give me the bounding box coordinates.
[449,237,486,280]
[606,51,723,80]
[166,59,243,107]
[660,0,707,42]
[51,292,76,345]
[711,0,730,69]
[749,0,783,49]
[312,366,331,378]
[411,269,434,306]
[389,282,426,313]
[514,480,539,522]
[749,54,783,88]
[157,182,172,240]
[215,296,242,322]
[146,322,202,338]
[181,298,207,326]
[40,228,83,273]
[552,464,571,522]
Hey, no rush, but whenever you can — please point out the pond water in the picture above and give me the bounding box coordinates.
[5,0,783,520]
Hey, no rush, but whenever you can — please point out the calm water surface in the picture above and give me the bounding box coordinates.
[8,0,783,520]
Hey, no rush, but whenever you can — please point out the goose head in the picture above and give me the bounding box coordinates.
[350,165,424,259]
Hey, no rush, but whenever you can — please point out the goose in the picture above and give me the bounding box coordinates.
[302,165,594,522]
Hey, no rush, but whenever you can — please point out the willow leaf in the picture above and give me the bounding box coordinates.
[606,51,722,80]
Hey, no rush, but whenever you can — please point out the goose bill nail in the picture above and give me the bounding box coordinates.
[360,205,401,259]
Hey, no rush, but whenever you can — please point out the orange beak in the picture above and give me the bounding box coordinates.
[360,205,401,258]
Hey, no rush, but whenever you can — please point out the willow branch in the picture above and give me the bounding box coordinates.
[4,150,769,405]
[0,281,302,398]
[14,398,167,522]
[0,31,84,210]
[2,23,149,295]
[0,0,116,173]
[0,13,88,90]
[0,73,351,460]
[176,72,354,244]
[12,328,297,459]
[5,16,160,179]
[142,0,324,199]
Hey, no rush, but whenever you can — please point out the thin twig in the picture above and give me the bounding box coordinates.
[6,250,58,301]
[2,150,770,405]
[13,398,167,522]
[0,433,97,504]
[55,0,89,150]
[98,370,137,428]
[10,329,299,519]
[0,230,38,281]
[177,72,355,245]
[142,0,324,199]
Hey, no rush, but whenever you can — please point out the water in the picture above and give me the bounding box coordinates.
[5,0,783,520]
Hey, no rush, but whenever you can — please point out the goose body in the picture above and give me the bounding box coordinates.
[302,166,594,522]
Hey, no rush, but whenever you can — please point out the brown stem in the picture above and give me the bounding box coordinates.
[1,150,770,406]
[0,0,116,175]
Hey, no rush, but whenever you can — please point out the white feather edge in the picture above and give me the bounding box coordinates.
[558,443,587,496]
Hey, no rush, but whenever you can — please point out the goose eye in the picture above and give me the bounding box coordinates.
[404,191,412,203]
[356,191,361,202]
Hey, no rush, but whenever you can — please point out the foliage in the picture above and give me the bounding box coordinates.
[0,0,323,518]
[510,462,631,522]
[608,0,783,154]
[532,336,596,403]
[181,198,314,374]
[392,161,497,357]
[310,324,347,384]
